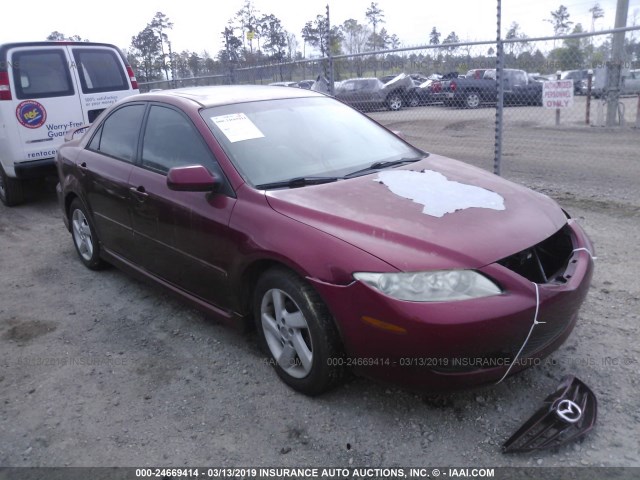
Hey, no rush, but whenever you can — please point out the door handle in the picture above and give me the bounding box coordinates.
[78,162,88,170]
[129,186,149,202]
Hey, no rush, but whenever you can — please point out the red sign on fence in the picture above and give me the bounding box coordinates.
[543,80,574,109]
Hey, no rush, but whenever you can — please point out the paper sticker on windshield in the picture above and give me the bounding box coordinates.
[211,113,264,143]
[376,170,505,217]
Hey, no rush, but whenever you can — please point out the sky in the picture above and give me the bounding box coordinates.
[2,0,639,56]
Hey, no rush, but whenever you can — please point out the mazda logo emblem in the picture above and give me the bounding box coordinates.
[555,399,582,424]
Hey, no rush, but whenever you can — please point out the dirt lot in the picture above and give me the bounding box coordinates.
[1,101,639,470]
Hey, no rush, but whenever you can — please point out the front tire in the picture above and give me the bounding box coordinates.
[69,198,105,270]
[0,164,25,207]
[387,93,403,111]
[254,267,344,395]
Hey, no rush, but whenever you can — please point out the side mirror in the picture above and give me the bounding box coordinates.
[167,165,220,192]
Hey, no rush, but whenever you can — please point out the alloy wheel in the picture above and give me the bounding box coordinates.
[72,208,94,262]
[260,288,313,379]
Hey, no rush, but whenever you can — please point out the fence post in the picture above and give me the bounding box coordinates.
[493,0,503,176]
[326,4,335,96]
[607,0,629,126]
[585,70,593,125]
[555,71,561,126]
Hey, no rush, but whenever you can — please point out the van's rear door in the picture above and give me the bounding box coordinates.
[10,45,84,162]
[68,45,138,124]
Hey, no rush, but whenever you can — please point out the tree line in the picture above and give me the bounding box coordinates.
[47,2,640,84]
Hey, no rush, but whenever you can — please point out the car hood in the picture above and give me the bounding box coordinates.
[265,155,567,271]
[383,73,414,91]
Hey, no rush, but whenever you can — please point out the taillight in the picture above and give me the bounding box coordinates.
[126,66,138,90]
[432,81,441,93]
[0,71,12,101]
[450,80,457,92]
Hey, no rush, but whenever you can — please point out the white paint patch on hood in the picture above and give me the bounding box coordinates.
[375,169,506,218]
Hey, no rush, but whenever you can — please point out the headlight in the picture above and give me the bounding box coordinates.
[353,270,502,302]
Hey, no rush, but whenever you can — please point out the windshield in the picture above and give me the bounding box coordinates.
[201,96,423,187]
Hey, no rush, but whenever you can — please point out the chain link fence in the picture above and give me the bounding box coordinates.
[139,27,640,201]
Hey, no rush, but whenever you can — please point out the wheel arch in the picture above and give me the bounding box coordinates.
[234,257,346,346]
[64,191,80,218]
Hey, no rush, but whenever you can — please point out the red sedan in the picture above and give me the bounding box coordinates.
[56,86,594,395]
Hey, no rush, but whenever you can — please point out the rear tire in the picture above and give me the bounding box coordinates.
[254,267,344,396]
[464,91,481,109]
[0,164,25,207]
[69,198,106,270]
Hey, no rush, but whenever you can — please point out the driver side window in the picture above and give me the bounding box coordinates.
[141,105,218,176]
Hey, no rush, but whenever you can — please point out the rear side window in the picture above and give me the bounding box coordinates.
[11,49,74,99]
[88,104,145,162]
[72,48,128,93]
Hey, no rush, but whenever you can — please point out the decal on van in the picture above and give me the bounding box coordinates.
[16,100,47,129]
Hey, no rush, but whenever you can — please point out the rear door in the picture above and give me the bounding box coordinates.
[9,45,84,162]
[77,103,146,257]
[69,45,137,123]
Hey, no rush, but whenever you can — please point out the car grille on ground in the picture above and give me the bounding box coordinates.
[497,225,574,284]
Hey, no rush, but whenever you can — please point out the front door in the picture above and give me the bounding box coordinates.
[128,104,237,309]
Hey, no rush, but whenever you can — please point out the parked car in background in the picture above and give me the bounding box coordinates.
[379,73,428,84]
[581,68,640,97]
[296,79,315,89]
[438,69,542,108]
[528,74,553,83]
[56,85,594,395]
[465,69,488,79]
[268,81,298,87]
[0,41,139,206]
[409,73,429,84]
[335,74,412,111]
[405,79,441,106]
[560,70,589,95]
[379,74,400,84]
[377,73,433,107]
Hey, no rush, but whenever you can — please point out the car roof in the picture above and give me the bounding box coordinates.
[133,85,325,108]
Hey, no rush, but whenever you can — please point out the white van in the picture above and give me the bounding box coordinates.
[0,41,139,206]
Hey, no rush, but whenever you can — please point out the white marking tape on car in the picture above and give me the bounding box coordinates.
[210,113,265,143]
[496,246,596,383]
[375,169,505,217]
[496,282,544,384]
[572,247,597,260]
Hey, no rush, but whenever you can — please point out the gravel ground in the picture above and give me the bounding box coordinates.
[1,103,639,470]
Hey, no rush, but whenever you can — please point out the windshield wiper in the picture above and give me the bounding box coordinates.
[255,176,339,190]
[343,155,427,179]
